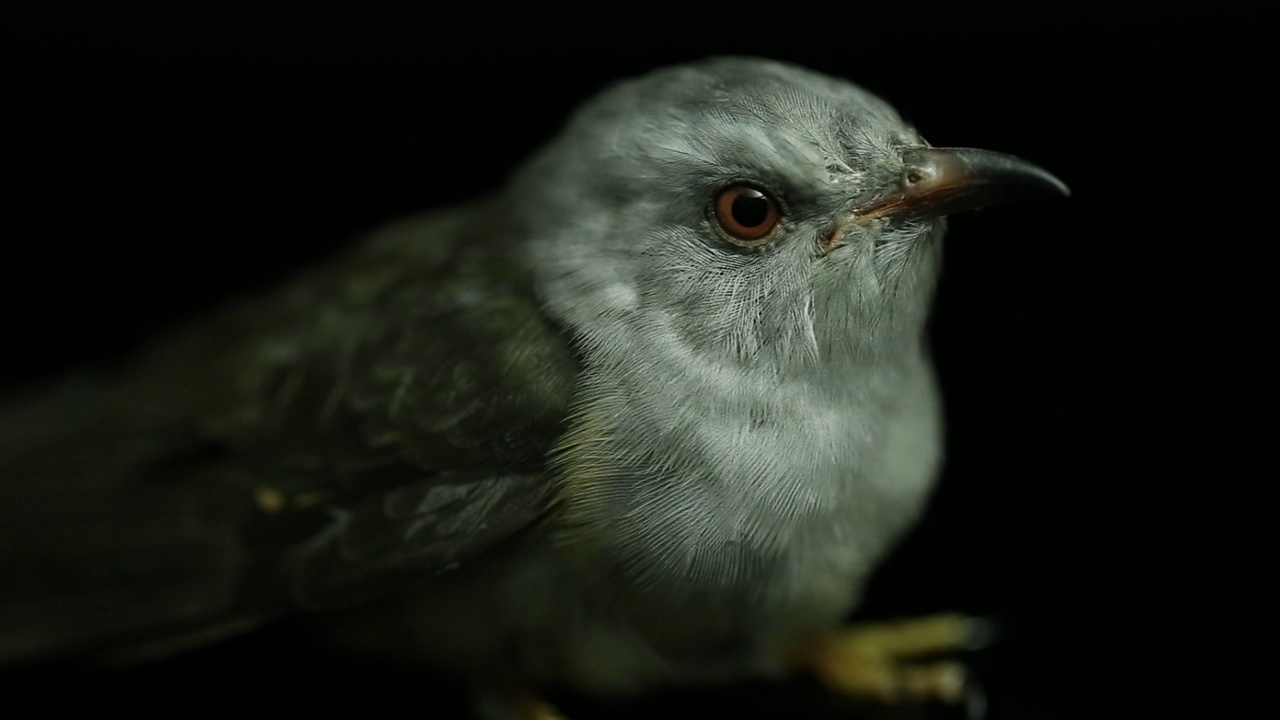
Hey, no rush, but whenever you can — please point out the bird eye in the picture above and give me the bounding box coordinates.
[713,184,781,246]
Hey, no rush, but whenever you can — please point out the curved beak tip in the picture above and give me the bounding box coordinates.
[857,146,1070,221]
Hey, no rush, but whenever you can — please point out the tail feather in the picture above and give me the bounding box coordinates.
[0,378,261,663]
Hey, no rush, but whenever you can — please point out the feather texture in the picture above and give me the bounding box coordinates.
[0,204,578,662]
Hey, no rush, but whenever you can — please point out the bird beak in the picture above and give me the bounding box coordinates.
[855,147,1069,222]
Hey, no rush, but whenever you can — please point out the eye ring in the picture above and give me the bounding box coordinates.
[712,184,782,247]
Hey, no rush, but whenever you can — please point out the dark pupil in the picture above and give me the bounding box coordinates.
[731,190,770,227]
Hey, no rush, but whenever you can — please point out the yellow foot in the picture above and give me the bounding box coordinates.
[507,691,568,720]
[791,613,990,705]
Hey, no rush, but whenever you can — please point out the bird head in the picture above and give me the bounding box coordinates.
[516,57,1067,375]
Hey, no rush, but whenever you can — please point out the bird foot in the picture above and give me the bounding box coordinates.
[479,690,567,720]
[791,613,991,705]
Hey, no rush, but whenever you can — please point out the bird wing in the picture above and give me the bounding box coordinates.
[0,205,579,661]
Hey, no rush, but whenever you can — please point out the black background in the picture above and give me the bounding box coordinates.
[1,4,1254,719]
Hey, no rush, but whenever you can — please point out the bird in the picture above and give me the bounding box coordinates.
[0,57,1067,718]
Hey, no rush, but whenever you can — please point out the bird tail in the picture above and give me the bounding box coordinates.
[0,376,262,664]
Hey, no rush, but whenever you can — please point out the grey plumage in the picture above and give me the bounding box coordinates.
[0,57,1065,707]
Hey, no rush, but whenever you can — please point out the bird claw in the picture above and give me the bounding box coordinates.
[511,696,568,720]
[792,613,990,707]
[473,690,568,720]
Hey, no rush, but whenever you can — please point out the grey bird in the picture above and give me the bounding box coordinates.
[0,57,1067,717]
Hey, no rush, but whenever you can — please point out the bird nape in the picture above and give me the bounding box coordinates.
[0,57,1066,719]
